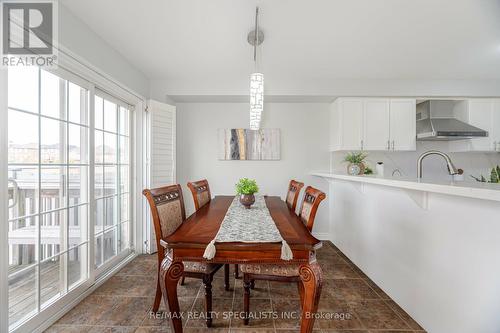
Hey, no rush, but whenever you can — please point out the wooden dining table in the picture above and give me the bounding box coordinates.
[159,195,323,333]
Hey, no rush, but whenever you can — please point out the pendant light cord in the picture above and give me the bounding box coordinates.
[254,7,259,70]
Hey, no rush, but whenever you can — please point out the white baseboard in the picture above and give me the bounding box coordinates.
[312,232,331,241]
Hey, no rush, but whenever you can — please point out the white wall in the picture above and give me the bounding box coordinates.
[176,102,331,237]
[327,179,500,333]
[59,4,149,97]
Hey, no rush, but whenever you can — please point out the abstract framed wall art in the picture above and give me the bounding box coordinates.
[217,129,280,160]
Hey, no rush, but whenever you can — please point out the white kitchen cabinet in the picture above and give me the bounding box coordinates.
[450,99,500,152]
[330,99,363,150]
[469,99,494,151]
[363,99,390,150]
[330,97,416,151]
[389,99,417,151]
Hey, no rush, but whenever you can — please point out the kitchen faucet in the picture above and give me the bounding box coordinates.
[417,150,459,179]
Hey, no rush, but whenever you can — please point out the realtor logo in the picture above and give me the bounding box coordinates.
[1,0,58,67]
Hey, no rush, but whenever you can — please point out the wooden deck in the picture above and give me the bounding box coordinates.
[9,260,82,325]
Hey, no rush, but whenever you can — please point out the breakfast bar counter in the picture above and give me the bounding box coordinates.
[312,171,500,333]
[312,172,500,202]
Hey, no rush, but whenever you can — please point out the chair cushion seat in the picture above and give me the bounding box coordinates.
[240,263,300,277]
[183,261,218,273]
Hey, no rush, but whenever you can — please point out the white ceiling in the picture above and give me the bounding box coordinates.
[61,0,500,97]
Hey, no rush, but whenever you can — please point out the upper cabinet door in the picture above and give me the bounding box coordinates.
[468,99,494,151]
[363,99,390,150]
[390,99,416,151]
[340,99,363,150]
[329,101,341,151]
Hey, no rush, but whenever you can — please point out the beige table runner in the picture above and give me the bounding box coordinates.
[203,196,293,260]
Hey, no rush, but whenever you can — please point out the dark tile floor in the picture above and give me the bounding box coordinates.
[46,242,426,333]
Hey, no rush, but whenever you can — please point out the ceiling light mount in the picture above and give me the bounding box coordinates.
[247,29,264,47]
[248,7,264,62]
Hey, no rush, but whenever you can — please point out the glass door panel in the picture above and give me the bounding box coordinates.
[68,243,87,290]
[7,67,38,113]
[8,264,37,325]
[39,255,64,307]
[7,67,90,329]
[7,111,39,164]
[94,92,131,270]
[40,70,62,119]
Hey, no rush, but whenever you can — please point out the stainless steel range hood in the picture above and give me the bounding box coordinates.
[416,100,488,141]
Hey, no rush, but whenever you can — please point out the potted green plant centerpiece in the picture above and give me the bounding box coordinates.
[236,178,259,209]
[344,152,367,176]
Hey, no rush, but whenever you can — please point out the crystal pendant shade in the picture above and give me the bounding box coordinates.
[249,72,264,130]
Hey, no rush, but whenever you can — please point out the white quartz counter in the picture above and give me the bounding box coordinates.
[312,172,500,202]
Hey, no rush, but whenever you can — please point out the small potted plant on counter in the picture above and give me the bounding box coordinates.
[236,178,259,208]
[344,152,368,176]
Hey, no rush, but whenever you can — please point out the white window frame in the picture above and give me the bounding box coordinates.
[0,46,146,333]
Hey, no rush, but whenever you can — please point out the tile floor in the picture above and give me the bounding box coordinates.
[46,242,426,333]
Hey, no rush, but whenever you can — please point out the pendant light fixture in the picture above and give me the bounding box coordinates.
[248,7,264,130]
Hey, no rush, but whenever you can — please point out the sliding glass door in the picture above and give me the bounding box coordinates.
[93,91,131,270]
[6,67,133,330]
[8,67,89,327]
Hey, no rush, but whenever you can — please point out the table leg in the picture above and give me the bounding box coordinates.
[299,262,323,333]
[159,257,184,333]
[224,264,230,291]
[234,264,240,279]
[297,281,305,310]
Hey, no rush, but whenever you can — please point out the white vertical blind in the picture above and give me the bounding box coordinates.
[145,100,176,253]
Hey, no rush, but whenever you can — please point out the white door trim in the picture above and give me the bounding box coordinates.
[0,67,9,333]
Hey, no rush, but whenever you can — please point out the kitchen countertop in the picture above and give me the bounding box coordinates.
[312,172,500,202]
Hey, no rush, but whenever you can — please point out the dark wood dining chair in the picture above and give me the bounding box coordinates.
[286,179,304,212]
[240,186,326,325]
[187,179,233,283]
[143,184,227,327]
[187,179,212,211]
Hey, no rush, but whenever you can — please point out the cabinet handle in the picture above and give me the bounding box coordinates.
[387,140,390,150]
[391,140,395,151]
[361,140,364,150]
